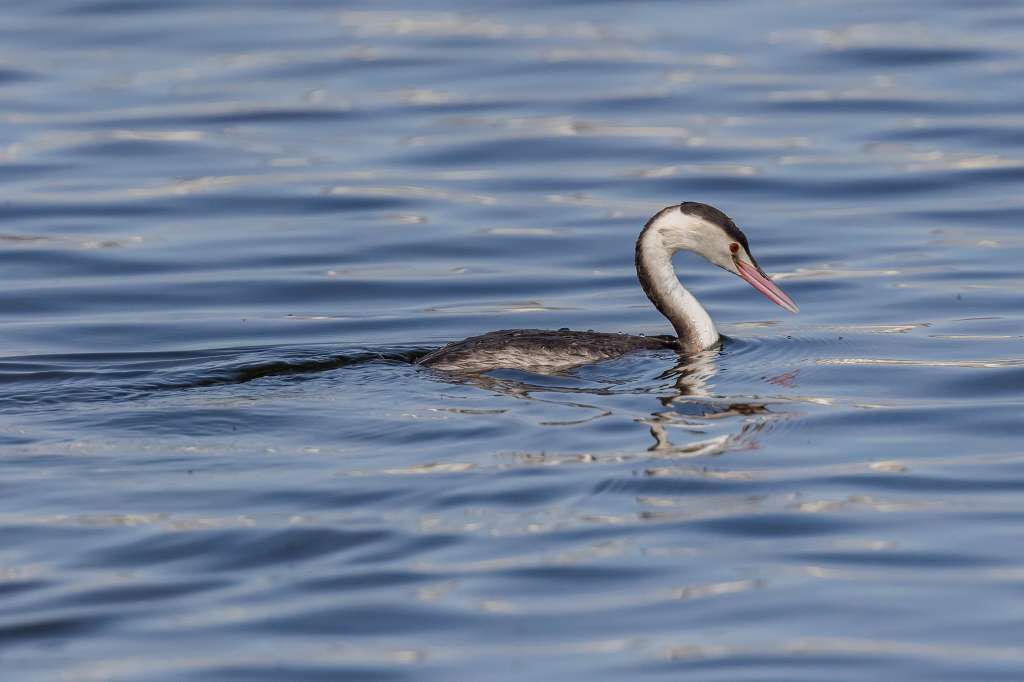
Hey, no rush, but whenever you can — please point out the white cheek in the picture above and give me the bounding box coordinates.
[709,251,734,270]
[653,213,736,270]
[695,221,734,268]
[703,241,735,270]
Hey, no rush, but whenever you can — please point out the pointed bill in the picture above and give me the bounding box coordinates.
[735,259,799,314]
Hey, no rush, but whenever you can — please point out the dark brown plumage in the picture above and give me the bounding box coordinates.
[417,329,675,372]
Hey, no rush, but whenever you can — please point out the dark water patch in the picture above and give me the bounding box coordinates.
[939,366,1024,397]
[0,163,71,180]
[0,67,35,83]
[258,56,454,81]
[593,475,762,497]
[572,93,693,116]
[0,249,177,280]
[499,563,662,585]
[804,403,1024,445]
[76,530,242,570]
[0,364,152,388]
[350,533,461,565]
[194,665,412,682]
[786,549,997,569]
[205,527,395,571]
[0,580,51,599]
[0,432,38,446]
[822,474,1024,494]
[92,106,358,128]
[650,171,966,200]
[472,173,621,194]
[244,487,416,513]
[262,604,479,636]
[402,135,697,167]
[909,204,1024,225]
[0,524,109,548]
[0,613,108,644]
[63,0,208,15]
[818,46,996,68]
[693,512,863,538]
[0,193,416,221]
[877,124,1024,147]
[764,96,973,115]
[296,569,432,594]
[63,139,219,159]
[943,164,1024,187]
[631,651,904,681]
[433,481,572,509]
[0,201,179,220]
[61,578,228,607]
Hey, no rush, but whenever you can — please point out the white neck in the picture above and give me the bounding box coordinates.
[635,223,719,352]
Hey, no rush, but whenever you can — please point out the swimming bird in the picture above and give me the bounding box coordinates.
[418,202,798,372]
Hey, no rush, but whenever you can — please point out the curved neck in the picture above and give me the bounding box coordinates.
[635,223,719,351]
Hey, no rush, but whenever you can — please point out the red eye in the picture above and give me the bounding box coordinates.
[729,243,739,254]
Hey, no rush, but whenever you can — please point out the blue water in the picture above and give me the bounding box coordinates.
[3,1,1024,679]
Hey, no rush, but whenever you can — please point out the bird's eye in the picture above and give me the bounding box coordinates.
[729,243,739,254]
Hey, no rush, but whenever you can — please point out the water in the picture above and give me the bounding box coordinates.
[3,1,1024,679]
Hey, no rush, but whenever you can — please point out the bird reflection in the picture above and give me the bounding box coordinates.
[641,351,778,456]
[428,348,797,459]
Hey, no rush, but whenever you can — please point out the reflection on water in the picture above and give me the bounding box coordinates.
[3,0,1024,680]
[431,349,788,455]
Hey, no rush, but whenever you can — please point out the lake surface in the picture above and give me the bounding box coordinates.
[3,1,1024,679]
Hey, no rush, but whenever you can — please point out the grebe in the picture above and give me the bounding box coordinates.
[418,202,798,372]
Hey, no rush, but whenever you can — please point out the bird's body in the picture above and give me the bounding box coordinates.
[416,328,676,372]
[418,202,798,373]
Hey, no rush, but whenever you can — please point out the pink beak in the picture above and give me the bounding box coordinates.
[735,259,799,314]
